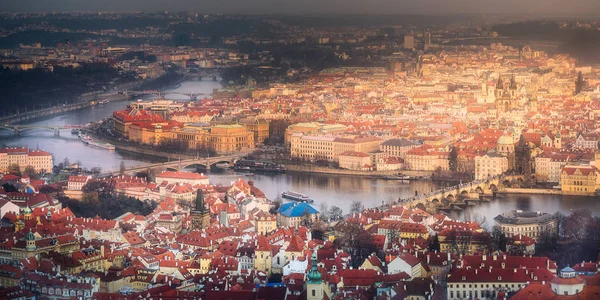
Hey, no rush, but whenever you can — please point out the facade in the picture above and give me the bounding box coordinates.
[67,176,91,191]
[574,133,598,149]
[475,151,509,180]
[494,75,518,113]
[380,138,418,158]
[190,190,210,231]
[0,148,53,173]
[560,165,599,195]
[290,135,381,162]
[494,210,557,242]
[254,211,277,235]
[338,151,372,170]
[535,153,576,183]
[155,171,209,186]
[404,145,449,171]
[239,118,270,144]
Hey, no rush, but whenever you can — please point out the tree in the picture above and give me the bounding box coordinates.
[448,146,458,172]
[2,183,17,192]
[269,195,283,214]
[329,206,343,221]
[119,160,126,175]
[491,225,507,252]
[312,219,328,240]
[23,165,37,179]
[319,202,329,222]
[63,157,70,168]
[7,163,21,175]
[90,167,102,176]
[349,200,364,215]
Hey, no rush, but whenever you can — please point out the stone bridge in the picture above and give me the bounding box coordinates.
[98,155,240,177]
[396,175,527,211]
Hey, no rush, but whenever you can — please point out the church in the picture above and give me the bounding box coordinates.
[495,75,519,113]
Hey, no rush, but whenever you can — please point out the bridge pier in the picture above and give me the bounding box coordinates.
[53,127,60,137]
[13,127,20,136]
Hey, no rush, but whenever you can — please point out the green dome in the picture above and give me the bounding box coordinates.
[23,206,32,214]
[307,252,322,283]
[26,229,35,241]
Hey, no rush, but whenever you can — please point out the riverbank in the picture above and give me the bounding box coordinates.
[498,187,597,197]
[284,164,433,178]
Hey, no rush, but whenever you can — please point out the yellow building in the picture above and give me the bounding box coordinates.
[560,165,600,196]
[254,211,277,235]
[254,236,273,276]
[208,124,255,153]
[127,123,172,145]
[290,135,381,162]
[239,118,270,144]
[0,147,53,173]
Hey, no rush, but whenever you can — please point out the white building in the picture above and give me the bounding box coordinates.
[475,151,508,180]
[155,171,209,186]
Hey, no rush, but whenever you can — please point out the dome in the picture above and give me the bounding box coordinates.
[23,206,32,214]
[498,134,514,145]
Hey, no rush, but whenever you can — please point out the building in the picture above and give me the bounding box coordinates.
[155,171,209,186]
[206,124,255,153]
[380,138,418,158]
[535,153,578,183]
[494,210,557,242]
[276,202,319,227]
[404,35,415,49]
[0,148,53,173]
[447,268,554,300]
[338,151,372,170]
[560,165,599,196]
[475,151,509,180]
[254,211,276,235]
[239,118,270,144]
[67,176,91,191]
[305,252,331,300]
[574,133,598,150]
[404,145,449,171]
[290,135,381,162]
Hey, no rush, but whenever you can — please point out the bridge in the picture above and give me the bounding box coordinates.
[393,175,527,212]
[122,90,207,101]
[98,155,241,177]
[0,124,84,136]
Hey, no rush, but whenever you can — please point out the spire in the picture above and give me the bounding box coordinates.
[510,74,517,89]
[496,75,503,89]
[307,252,322,283]
[195,189,205,213]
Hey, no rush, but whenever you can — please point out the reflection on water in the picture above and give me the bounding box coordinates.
[449,194,599,229]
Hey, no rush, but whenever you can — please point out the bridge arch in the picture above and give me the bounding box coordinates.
[474,186,484,194]
[489,184,498,191]
[431,198,441,206]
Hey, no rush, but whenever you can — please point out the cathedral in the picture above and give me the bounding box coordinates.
[495,75,518,113]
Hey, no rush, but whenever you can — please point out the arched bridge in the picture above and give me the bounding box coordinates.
[98,155,240,177]
[0,124,84,136]
[395,175,527,211]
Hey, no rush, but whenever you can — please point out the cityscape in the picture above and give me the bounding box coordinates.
[0,4,600,300]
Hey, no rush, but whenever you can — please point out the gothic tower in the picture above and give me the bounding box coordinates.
[191,189,210,230]
[575,71,585,95]
[515,135,532,175]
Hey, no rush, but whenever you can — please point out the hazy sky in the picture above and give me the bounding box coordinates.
[1,0,599,15]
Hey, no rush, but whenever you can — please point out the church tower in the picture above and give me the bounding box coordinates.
[306,252,329,300]
[554,132,562,149]
[515,135,532,175]
[191,189,210,230]
[575,71,585,95]
[495,75,504,99]
[25,229,36,252]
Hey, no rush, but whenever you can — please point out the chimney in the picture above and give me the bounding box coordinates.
[475,269,478,274]
[447,252,451,262]
[483,254,487,261]
[101,245,105,257]
[427,255,430,264]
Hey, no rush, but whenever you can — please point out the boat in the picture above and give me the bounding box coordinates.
[71,129,80,134]
[282,191,314,203]
[214,162,231,170]
[245,173,255,177]
[86,140,116,150]
[233,159,286,173]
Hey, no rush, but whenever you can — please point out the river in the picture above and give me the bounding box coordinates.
[2,80,598,219]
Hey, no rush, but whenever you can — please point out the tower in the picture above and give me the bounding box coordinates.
[46,209,52,223]
[23,206,32,221]
[25,229,36,252]
[515,135,532,175]
[529,95,538,113]
[191,189,210,230]
[575,71,585,95]
[509,74,518,99]
[306,252,328,300]
[495,75,504,99]
[554,132,562,149]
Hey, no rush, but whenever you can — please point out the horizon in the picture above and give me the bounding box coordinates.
[1,0,599,16]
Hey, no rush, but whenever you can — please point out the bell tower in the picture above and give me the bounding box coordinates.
[191,189,210,230]
[306,252,329,300]
[25,229,36,252]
